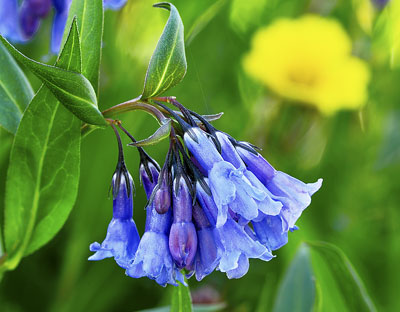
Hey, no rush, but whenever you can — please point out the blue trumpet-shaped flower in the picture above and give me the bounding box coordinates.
[126,156,185,287]
[89,167,140,269]
[184,127,279,227]
[236,144,322,230]
[196,182,273,279]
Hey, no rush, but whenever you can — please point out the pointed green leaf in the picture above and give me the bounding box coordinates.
[129,119,171,147]
[0,41,34,134]
[171,282,193,312]
[2,19,83,271]
[307,241,377,312]
[272,244,316,312]
[0,35,106,126]
[63,0,104,94]
[141,2,187,99]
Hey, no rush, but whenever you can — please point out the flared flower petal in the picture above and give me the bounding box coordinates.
[89,218,140,268]
[127,231,184,287]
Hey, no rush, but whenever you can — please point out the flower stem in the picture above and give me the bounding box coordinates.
[102,96,167,124]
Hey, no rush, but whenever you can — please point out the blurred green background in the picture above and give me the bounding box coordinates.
[1,0,399,311]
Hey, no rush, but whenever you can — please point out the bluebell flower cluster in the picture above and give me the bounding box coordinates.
[0,0,126,53]
[90,101,322,286]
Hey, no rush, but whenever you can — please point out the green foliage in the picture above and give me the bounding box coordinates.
[171,282,193,312]
[141,2,187,99]
[64,0,104,94]
[272,244,316,312]
[0,35,106,126]
[307,241,377,312]
[0,43,33,134]
[2,20,83,271]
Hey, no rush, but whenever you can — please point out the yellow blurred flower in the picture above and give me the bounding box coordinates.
[243,15,370,115]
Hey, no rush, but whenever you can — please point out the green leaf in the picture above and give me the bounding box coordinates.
[2,19,83,271]
[0,35,106,126]
[129,119,171,147]
[0,41,34,134]
[63,0,104,94]
[141,2,187,99]
[171,282,193,312]
[272,244,316,312]
[185,0,227,46]
[307,241,377,312]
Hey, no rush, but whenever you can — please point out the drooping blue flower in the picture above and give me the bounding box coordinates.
[196,181,273,279]
[184,127,279,228]
[89,167,140,269]
[126,154,185,287]
[236,144,322,230]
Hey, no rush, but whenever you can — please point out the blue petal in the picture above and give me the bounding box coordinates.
[267,173,323,228]
[226,254,249,279]
[88,218,140,269]
[217,218,267,273]
[244,171,282,216]
[252,214,288,251]
[127,231,182,287]
[51,1,72,54]
[184,127,224,173]
[0,0,24,42]
[208,161,238,208]
[104,0,127,10]
[193,228,220,281]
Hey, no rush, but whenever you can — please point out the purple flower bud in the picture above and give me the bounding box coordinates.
[169,177,198,269]
[169,222,197,269]
[154,175,171,214]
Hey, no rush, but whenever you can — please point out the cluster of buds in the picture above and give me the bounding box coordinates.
[89,100,322,286]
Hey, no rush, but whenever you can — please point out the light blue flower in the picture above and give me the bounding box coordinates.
[184,127,280,227]
[126,158,185,287]
[89,169,140,269]
[236,144,322,230]
[196,182,273,279]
